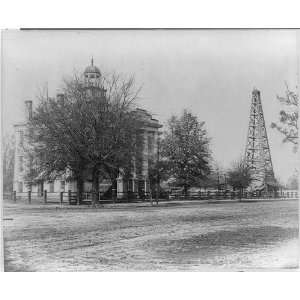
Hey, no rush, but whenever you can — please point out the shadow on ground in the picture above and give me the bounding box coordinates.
[149,226,298,266]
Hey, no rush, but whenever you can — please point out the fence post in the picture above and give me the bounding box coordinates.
[60,192,63,205]
[112,188,116,203]
[68,190,71,205]
[77,191,80,206]
[13,191,16,202]
[44,190,47,203]
[28,190,31,204]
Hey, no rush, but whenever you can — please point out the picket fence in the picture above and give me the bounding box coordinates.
[6,189,299,205]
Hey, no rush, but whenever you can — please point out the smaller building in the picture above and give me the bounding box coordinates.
[13,60,162,201]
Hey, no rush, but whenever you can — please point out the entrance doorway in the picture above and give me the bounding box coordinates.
[138,180,145,199]
[38,181,44,196]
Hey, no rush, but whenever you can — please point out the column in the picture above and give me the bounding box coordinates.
[132,150,138,197]
[152,130,159,160]
[142,130,149,196]
[142,130,148,177]
[117,174,125,199]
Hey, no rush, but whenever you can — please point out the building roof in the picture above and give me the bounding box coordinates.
[84,58,101,75]
[132,108,162,129]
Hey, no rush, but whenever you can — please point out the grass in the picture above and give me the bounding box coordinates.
[3,199,299,271]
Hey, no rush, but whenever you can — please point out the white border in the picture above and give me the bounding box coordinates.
[0,0,300,28]
[1,0,300,300]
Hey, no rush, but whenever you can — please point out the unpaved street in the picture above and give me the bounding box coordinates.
[3,199,299,271]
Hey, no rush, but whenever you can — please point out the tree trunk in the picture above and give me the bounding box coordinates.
[150,186,153,206]
[184,184,188,199]
[111,177,117,203]
[106,166,118,203]
[76,175,84,205]
[91,167,99,208]
[155,182,159,205]
[239,188,243,201]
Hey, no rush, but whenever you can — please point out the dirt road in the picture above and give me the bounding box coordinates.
[3,199,299,271]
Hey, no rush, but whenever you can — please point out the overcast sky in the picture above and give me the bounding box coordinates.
[2,29,299,183]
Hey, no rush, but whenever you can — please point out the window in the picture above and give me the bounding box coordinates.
[19,156,23,172]
[19,130,24,147]
[18,182,23,193]
[60,181,65,191]
[49,181,54,193]
[148,133,155,154]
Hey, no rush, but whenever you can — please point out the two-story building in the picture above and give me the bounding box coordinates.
[13,60,162,201]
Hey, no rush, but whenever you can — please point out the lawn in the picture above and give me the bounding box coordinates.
[3,199,299,271]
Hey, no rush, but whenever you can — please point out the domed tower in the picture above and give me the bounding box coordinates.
[83,58,106,98]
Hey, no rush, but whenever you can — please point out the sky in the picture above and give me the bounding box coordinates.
[1,29,299,183]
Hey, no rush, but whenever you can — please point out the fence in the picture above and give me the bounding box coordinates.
[170,190,298,200]
[8,191,71,204]
[7,190,149,205]
[6,189,299,205]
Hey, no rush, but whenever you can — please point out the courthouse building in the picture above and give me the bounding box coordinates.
[13,60,162,200]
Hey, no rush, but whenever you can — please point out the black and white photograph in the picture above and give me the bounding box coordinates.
[1,29,299,272]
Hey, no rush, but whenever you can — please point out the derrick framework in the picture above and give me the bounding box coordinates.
[244,88,277,191]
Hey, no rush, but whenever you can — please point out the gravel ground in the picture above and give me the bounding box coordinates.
[2,199,299,271]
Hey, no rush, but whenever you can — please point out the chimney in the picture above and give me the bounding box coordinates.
[25,100,32,121]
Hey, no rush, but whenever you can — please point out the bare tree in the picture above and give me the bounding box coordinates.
[271,84,298,151]
[227,158,252,198]
[73,73,141,206]
[27,88,89,204]
[204,161,226,190]
[27,72,141,206]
